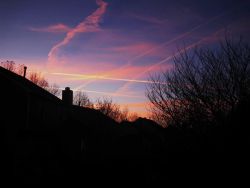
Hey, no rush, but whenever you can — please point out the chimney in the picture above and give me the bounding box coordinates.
[62,87,73,105]
[23,66,27,78]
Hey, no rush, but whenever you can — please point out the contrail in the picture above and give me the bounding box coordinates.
[48,6,227,92]
[114,28,225,95]
[46,72,167,84]
[123,11,228,67]
[73,11,228,90]
[48,0,108,64]
[56,87,142,98]
[136,28,225,78]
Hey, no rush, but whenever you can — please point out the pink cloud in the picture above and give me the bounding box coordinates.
[48,0,108,65]
[29,23,72,33]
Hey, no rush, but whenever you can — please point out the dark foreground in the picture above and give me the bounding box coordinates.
[1,66,249,185]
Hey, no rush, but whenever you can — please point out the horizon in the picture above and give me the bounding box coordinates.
[1,0,250,117]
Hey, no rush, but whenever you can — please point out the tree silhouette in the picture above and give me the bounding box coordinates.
[94,97,137,122]
[73,91,93,108]
[28,72,49,89]
[146,37,250,128]
[46,83,61,97]
[1,61,61,97]
[95,97,121,121]
[127,112,139,122]
[1,60,15,72]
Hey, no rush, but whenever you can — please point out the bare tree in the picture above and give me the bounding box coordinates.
[118,106,129,122]
[1,61,26,76]
[27,71,62,98]
[73,91,93,108]
[16,64,26,76]
[46,83,61,97]
[1,61,63,98]
[94,98,138,122]
[127,112,139,122]
[28,72,49,89]
[117,107,139,122]
[95,97,121,121]
[146,38,250,128]
[1,60,16,72]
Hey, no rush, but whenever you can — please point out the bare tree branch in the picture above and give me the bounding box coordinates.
[146,37,250,128]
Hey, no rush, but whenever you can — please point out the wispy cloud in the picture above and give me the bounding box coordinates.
[29,23,72,33]
[48,0,108,65]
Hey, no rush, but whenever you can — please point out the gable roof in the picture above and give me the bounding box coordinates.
[0,66,61,103]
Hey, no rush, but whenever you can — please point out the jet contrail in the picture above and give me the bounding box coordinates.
[48,0,108,64]
[74,89,142,98]
[56,87,142,98]
[123,11,228,67]
[73,11,228,90]
[114,28,225,95]
[46,72,167,84]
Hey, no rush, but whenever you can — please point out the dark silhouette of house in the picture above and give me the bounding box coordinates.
[1,66,166,184]
[1,66,80,183]
[2,65,249,185]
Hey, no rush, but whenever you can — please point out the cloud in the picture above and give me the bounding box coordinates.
[29,23,72,33]
[48,0,108,65]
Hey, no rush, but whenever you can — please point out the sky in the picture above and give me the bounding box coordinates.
[1,0,250,117]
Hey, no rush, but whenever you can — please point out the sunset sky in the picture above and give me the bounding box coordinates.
[1,0,250,116]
